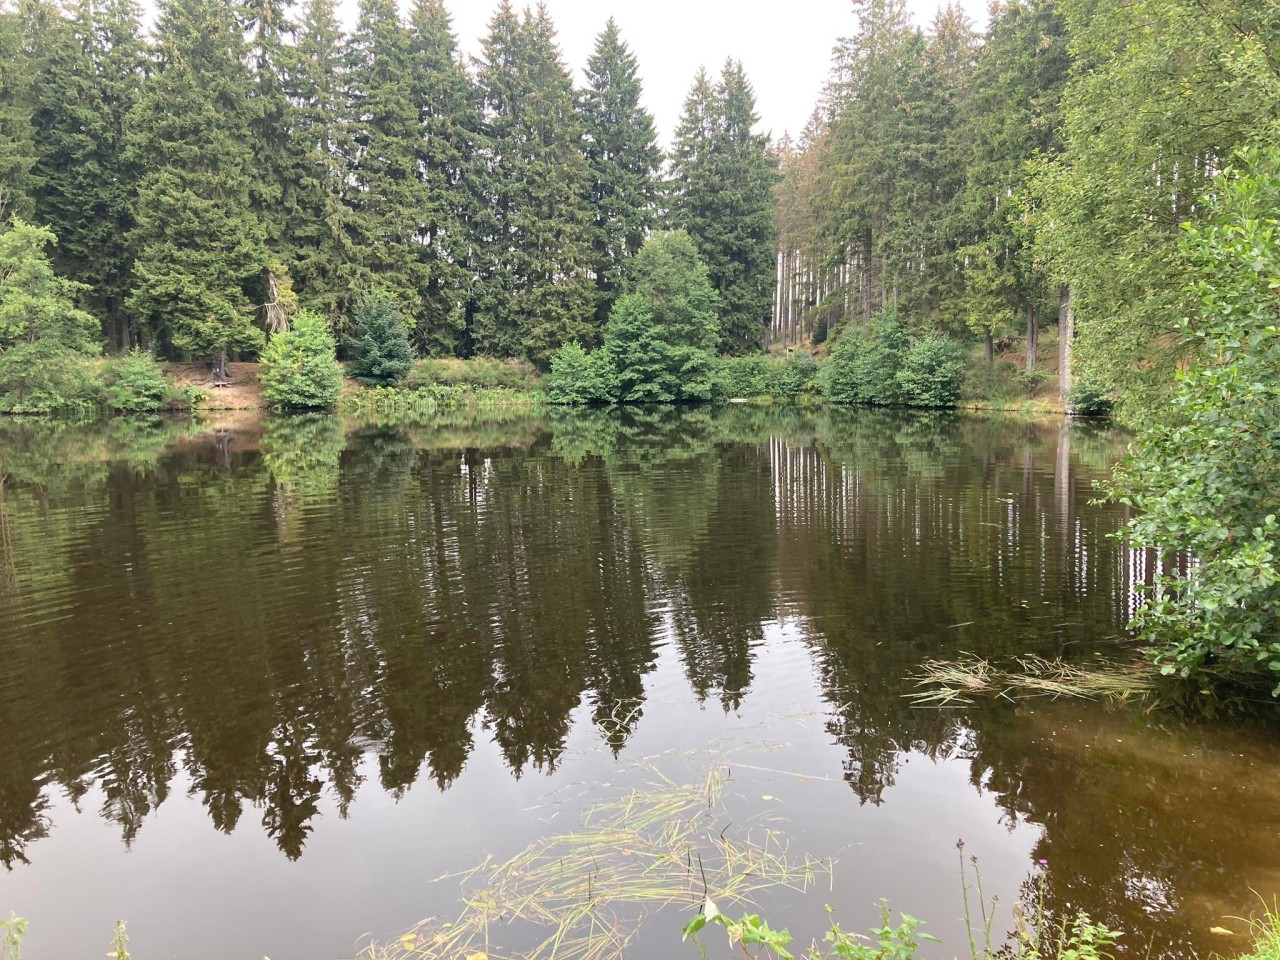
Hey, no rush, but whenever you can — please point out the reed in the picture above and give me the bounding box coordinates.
[908,654,1157,707]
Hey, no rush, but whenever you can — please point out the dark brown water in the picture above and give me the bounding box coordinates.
[1,407,1277,959]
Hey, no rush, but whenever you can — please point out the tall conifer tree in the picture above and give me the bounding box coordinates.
[343,0,431,329]
[0,0,40,220]
[406,0,480,355]
[580,19,661,326]
[126,0,267,379]
[30,0,145,349]
[669,60,778,354]
[474,2,595,364]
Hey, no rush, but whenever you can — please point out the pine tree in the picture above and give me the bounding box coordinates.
[126,0,267,380]
[405,0,480,355]
[473,2,595,365]
[29,0,145,350]
[669,61,778,354]
[580,19,661,327]
[343,0,431,333]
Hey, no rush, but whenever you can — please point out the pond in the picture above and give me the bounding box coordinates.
[1,407,1278,959]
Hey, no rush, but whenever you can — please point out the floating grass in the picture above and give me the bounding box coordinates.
[908,654,1158,707]
[363,767,830,960]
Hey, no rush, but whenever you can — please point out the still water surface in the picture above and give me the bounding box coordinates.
[1,407,1278,959]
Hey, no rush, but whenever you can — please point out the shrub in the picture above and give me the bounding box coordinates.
[1112,148,1280,692]
[604,232,720,403]
[716,354,782,399]
[260,309,343,410]
[897,335,965,408]
[406,357,539,391]
[777,351,821,400]
[104,349,176,413]
[1067,379,1113,417]
[822,307,909,405]
[545,342,618,405]
[346,296,413,386]
[0,341,100,414]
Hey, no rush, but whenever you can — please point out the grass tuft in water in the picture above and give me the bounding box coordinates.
[907,654,1158,707]
[363,767,830,960]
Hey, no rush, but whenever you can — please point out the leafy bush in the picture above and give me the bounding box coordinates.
[260,309,343,409]
[104,349,176,413]
[605,232,720,403]
[0,341,101,414]
[1067,379,1113,417]
[715,353,821,402]
[897,335,965,408]
[346,296,414,386]
[1014,368,1047,397]
[776,351,821,400]
[545,342,618,405]
[1112,148,1280,692]
[822,308,909,405]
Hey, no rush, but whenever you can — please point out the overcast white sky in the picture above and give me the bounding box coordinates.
[367,0,991,145]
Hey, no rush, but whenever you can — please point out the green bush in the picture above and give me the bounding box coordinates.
[104,349,176,413]
[346,296,414,386]
[1113,148,1280,692]
[0,341,100,414]
[716,354,782,399]
[407,356,539,391]
[260,310,343,409]
[823,307,909,405]
[896,335,965,408]
[1067,379,1113,417]
[545,342,618,405]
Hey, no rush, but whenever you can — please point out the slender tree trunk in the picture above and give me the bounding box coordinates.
[1025,304,1038,373]
[212,348,230,384]
[984,329,993,363]
[1058,284,1074,409]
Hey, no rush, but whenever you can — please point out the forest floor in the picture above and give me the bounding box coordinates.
[165,361,265,410]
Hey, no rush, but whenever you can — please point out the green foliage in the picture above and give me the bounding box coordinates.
[581,19,661,326]
[823,308,908,406]
[260,309,343,409]
[1066,380,1113,418]
[405,357,539,391]
[0,218,99,352]
[1112,150,1280,692]
[716,352,821,402]
[545,342,617,405]
[1,914,27,960]
[669,61,778,354]
[605,232,721,402]
[347,296,413,386]
[896,335,965,408]
[104,348,176,413]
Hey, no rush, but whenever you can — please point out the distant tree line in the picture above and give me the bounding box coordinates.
[0,0,778,378]
[772,0,1280,417]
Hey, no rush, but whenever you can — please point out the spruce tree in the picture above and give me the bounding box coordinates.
[126,0,267,380]
[580,19,661,327]
[30,0,145,350]
[289,0,352,320]
[0,0,39,220]
[473,2,595,365]
[406,0,480,356]
[668,61,778,354]
[343,0,433,342]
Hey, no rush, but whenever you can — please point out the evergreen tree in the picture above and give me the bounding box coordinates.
[29,0,145,350]
[0,0,39,221]
[473,2,596,365]
[343,0,432,331]
[956,0,1068,360]
[289,0,352,320]
[126,0,267,380]
[405,0,480,356]
[580,19,661,326]
[669,60,778,354]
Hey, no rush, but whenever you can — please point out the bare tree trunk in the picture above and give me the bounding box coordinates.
[1058,284,1074,410]
[1025,304,1038,373]
[984,329,994,363]
[211,349,230,385]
